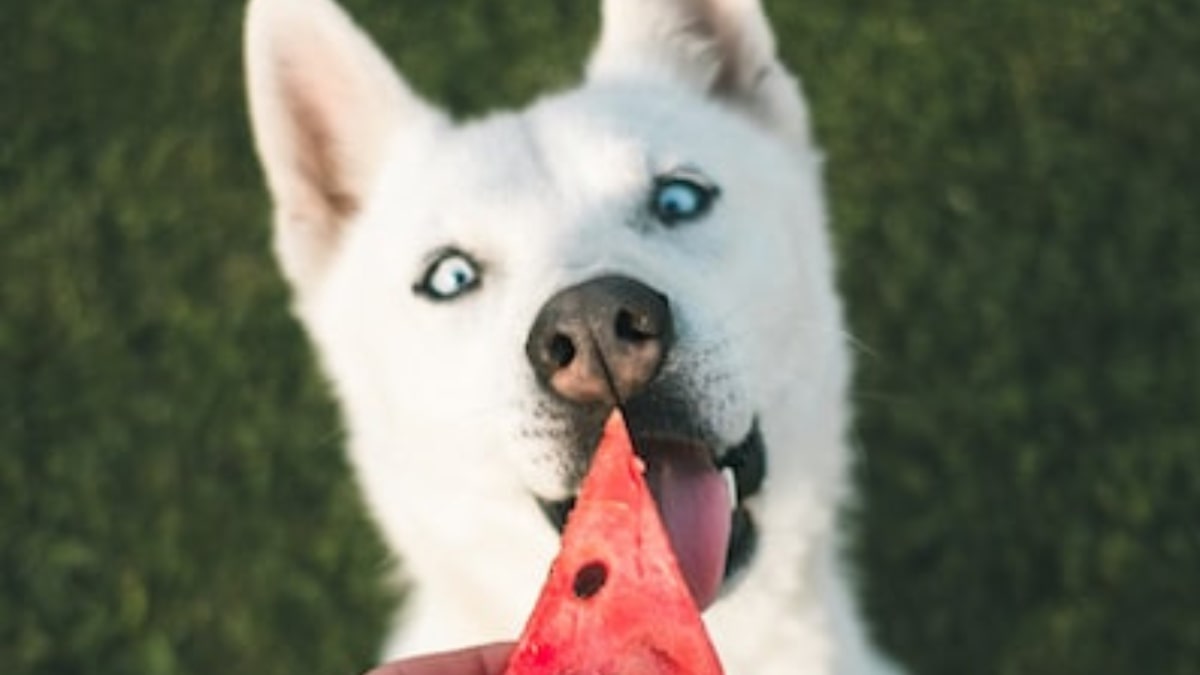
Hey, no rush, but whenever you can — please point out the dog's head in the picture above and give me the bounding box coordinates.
[246,0,846,610]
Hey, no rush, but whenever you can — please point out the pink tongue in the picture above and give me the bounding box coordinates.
[643,441,732,610]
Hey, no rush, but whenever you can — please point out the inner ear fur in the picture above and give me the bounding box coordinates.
[244,0,444,294]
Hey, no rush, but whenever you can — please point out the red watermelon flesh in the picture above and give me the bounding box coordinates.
[504,410,725,675]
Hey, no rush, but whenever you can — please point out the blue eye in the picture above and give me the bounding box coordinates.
[651,172,719,225]
[415,249,481,301]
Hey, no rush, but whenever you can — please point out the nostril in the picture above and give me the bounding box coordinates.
[548,333,576,369]
[615,308,657,343]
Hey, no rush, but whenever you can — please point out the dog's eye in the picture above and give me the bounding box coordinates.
[415,249,481,301]
[651,172,720,225]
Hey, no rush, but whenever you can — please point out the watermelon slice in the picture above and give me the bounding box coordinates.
[504,410,725,675]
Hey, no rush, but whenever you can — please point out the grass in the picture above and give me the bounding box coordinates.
[2,1,1197,673]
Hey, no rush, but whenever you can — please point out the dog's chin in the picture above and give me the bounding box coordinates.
[535,417,765,610]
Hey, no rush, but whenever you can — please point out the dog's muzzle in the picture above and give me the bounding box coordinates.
[526,275,765,608]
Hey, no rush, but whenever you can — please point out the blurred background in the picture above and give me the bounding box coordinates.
[3,1,1197,673]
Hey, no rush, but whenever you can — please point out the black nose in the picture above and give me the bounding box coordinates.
[526,275,674,404]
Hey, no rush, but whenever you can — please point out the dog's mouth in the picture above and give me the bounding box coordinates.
[537,418,765,610]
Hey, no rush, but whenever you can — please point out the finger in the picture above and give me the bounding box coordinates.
[365,642,514,675]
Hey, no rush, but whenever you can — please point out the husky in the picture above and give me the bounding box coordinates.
[244,0,901,672]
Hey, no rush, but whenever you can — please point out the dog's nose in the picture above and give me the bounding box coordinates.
[526,275,674,404]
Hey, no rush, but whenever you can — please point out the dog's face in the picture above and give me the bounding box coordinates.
[246,0,845,612]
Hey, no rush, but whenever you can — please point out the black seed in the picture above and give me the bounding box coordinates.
[572,560,608,599]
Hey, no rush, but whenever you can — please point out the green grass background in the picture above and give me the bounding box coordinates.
[3,1,1197,673]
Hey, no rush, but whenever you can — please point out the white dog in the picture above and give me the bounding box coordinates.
[245,0,900,672]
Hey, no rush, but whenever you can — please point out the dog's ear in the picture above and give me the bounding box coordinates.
[245,0,444,295]
[587,0,811,148]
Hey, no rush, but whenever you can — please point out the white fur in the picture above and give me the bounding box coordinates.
[245,0,902,672]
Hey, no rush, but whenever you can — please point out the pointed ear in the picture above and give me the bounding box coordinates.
[587,0,812,148]
[245,0,444,295]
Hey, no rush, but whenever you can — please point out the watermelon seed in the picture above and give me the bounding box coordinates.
[572,561,608,599]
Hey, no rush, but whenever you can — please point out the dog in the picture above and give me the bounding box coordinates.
[244,0,901,672]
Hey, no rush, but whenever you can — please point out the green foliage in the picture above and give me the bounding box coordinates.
[2,1,1197,674]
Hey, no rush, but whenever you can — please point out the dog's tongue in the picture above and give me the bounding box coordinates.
[640,438,732,610]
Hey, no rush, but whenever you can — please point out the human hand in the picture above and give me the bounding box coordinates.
[364,643,513,675]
